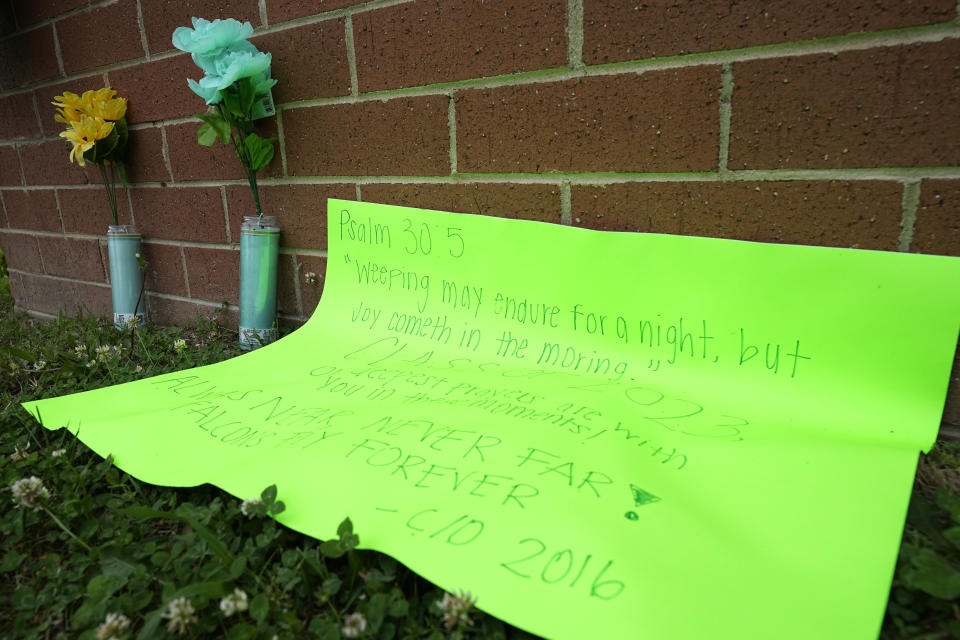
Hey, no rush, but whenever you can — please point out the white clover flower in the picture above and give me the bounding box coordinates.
[135,365,144,374]
[125,316,140,329]
[162,597,197,635]
[96,612,131,640]
[304,271,318,285]
[33,359,47,370]
[94,345,113,363]
[342,612,367,638]
[437,589,478,630]
[173,339,187,353]
[9,442,30,462]
[51,448,67,458]
[240,498,264,517]
[11,476,50,511]
[74,343,88,358]
[219,588,249,617]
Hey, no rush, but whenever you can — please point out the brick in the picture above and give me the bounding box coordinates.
[296,254,326,317]
[183,246,240,304]
[38,235,105,280]
[3,188,61,231]
[74,280,112,318]
[457,69,720,173]
[58,2,144,73]
[0,26,59,89]
[0,145,23,185]
[730,41,960,170]
[584,0,956,65]
[943,349,960,427]
[0,92,41,140]
[20,139,95,185]
[125,127,170,184]
[107,54,204,124]
[571,180,903,250]
[140,0,261,56]
[354,0,566,92]
[266,0,364,23]
[284,96,449,176]
[147,293,237,328]
[165,120,281,182]
[58,186,132,233]
[34,74,107,136]
[277,252,298,315]
[225,183,354,247]
[141,242,187,296]
[252,19,350,103]
[360,183,563,224]
[12,0,89,26]
[130,186,227,243]
[17,272,79,315]
[0,230,43,272]
[913,179,960,257]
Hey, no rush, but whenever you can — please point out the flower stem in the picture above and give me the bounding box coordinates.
[42,505,93,552]
[217,104,263,223]
[98,163,120,226]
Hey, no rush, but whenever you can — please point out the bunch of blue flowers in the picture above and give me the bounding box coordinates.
[173,18,277,219]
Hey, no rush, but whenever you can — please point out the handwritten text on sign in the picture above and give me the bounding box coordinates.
[23,199,960,639]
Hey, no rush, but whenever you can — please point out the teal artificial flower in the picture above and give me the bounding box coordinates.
[197,50,273,93]
[186,77,223,105]
[192,39,257,75]
[172,17,253,55]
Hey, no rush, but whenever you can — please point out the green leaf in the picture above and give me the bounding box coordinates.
[1,344,37,362]
[87,127,120,163]
[238,76,256,117]
[170,580,225,603]
[270,500,286,516]
[337,517,354,539]
[261,484,278,504]
[936,487,960,524]
[903,547,960,599]
[281,549,299,568]
[320,540,345,559]
[0,550,24,572]
[228,556,247,580]
[387,594,408,618]
[136,610,164,640]
[226,623,257,640]
[197,122,219,146]
[249,593,269,623]
[100,556,137,579]
[196,112,230,144]
[71,574,127,628]
[321,575,341,595]
[367,593,387,631]
[243,133,275,172]
[111,117,129,160]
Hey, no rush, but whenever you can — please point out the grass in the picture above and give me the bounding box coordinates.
[1,250,958,639]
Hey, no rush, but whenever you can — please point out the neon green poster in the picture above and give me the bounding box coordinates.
[24,199,960,639]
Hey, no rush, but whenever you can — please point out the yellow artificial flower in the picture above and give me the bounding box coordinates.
[59,115,115,166]
[52,91,84,124]
[82,87,117,103]
[83,95,127,121]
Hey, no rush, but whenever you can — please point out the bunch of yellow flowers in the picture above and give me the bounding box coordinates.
[53,88,128,166]
[53,88,130,225]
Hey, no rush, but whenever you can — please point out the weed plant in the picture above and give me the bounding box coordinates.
[1,258,958,638]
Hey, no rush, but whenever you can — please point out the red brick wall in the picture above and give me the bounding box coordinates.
[1,0,959,424]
